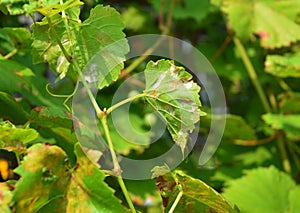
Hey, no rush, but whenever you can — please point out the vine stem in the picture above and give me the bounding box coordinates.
[233,36,291,173]
[168,189,183,213]
[106,93,146,115]
[4,48,18,59]
[119,0,175,78]
[233,37,271,113]
[101,117,136,212]
[47,9,136,212]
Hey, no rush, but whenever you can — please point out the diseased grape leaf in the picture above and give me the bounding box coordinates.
[223,166,297,213]
[12,143,70,212]
[0,120,38,153]
[265,54,300,78]
[262,113,300,140]
[156,170,239,213]
[29,107,77,164]
[221,0,300,48]
[144,60,202,154]
[0,183,12,213]
[12,143,128,212]
[66,144,128,212]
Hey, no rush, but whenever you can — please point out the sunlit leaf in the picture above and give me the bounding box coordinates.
[223,166,296,213]
[0,0,27,15]
[0,120,38,153]
[67,144,128,212]
[144,60,202,154]
[221,0,300,48]
[262,113,300,140]
[157,170,239,212]
[13,143,70,212]
[0,183,12,213]
[265,54,300,78]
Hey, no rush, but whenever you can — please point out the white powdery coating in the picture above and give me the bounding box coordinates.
[184,82,193,89]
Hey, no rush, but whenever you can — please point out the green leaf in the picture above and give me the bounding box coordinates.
[0,121,38,153]
[200,114,257,144]
[144,60,202,154]
[289,186,300,213]
[221,0,300,48]
[149,0,210,21]
[0,0,27,15]
[265,54,300,78]
[66,144,128,212]
[0,92,28,124]
[31,4,128,88]
[157,170,238,213]
[13,143,70,212]
[29,107,77,164]
[78,4,128,89]
[0,183,12,213]
[278,92,300,114]
[223,166,296,213]
[1,27,32,54]
[262,113,300,140]
[0,59,34,93]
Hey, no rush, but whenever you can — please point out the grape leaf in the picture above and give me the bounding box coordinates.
[13,143,71,212]
[0,92,28,124]
[0,183,12,213]
[265,54,300,78]
[289,187,300,213]
[66,144,128,212]
[278,92,300,114]
[262,113,300,140]
[221,0,300,48]
[149,0,210,22]
[156,170,239,213]
[0,0,27,15]
[144,60,202,154]
[0,59,34,93]
[29,107,77,164]
[223,166,297,213]
[12,143,128,212]
[0,120,38,153]
[31,4,128,88]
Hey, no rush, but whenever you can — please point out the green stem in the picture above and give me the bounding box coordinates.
[106,93,146,115]
[168,189,183,213]
[47,11,135,210]
[233,36,291,173]
[101,117,136,213]
[233,37,271,113]
[4,48,18,59]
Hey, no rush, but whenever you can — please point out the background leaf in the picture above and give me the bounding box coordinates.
[223,166,297,213]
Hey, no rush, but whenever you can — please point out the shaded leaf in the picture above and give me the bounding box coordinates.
[149,0,210,21]
[144,60,202,154]
[29,107,76,164]
[0,92,28,124]
[157,170,238,213]
[278,92,300,114]
[265,54,300,78]
[0,0,27,15]
[223,166,296,213]
[0,59,34,93]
